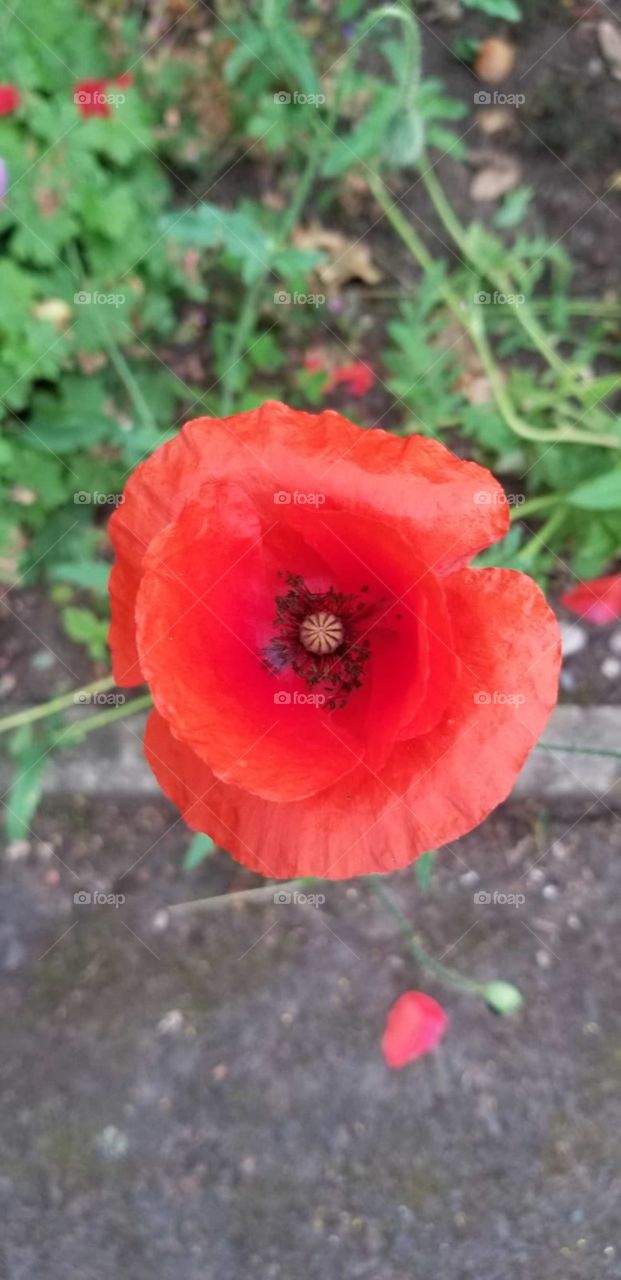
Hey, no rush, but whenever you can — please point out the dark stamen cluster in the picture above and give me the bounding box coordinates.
[264,573,377,710]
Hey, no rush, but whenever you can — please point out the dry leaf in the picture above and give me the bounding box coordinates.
[470,157,521,202]
[293,223,382,289]
[476,106,513,136]
[455,371,493,406]
[33,299,72,329]
[475,37,516,84]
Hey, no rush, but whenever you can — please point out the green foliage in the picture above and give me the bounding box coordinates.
[461,0,522,20]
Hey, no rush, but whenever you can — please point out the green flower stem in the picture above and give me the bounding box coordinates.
[513,495,563,519]
[169,876,311,913]
[368,173,621,450]
[67,243,157,433]
[538,742,621,760]
[366,875,485,997]
[0,676,118,737]
[420,161,568,377]
[517,507,566,567]
[57,693,153,744]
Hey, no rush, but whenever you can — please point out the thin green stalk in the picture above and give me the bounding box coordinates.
[368,173,621,450]
[516,507,566,566]
[420,160,568,377]
[513,495,563,519]
[59,693,152,744]
[0,676,117,737]
[67,243,157,433]
[367,876,484,996]
[538,743,621,760]
[169,877,308,913]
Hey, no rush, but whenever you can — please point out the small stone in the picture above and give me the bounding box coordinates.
[542,884,558,900]
[560,621,587,658]
[560,669,577,692]
[6,839,31,861]
[609,629,621,655]
[551,840,569,860]
[600,656,621,680]
[536,949,551,969]
[30,650,56,671]
[36,841,54,860]
[44,869,60,887]
[567,914,581,930]
[151,909,169,932]
[157,1009,184,1035]
[212,1063,228,1081]
[96,1125,129,1160]
[460,869,480,886]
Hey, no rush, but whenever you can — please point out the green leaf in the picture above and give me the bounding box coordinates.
[61,606,109,661]
[5,738,48,841]
[182,832,217,871]
[567,470,621,511]
[462,0,521,20]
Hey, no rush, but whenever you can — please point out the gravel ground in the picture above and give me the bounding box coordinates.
[1,799,620,1280]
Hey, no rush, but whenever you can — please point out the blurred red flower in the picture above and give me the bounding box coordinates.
[0,85,20,116]
[560,573,621,625]
[74,73,133,119]
[381,991,448,1068]
[108,401,560,880]
[304,352,375,397]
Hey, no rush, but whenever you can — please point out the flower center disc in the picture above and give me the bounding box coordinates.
[299,610,344,656]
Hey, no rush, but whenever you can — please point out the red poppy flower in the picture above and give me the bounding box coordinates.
[108,402,560,880]
[381,991,448,1068]
[0,85,20,116]
[560,573,621,625]
[304,352,375,397]
[74,73,133,119]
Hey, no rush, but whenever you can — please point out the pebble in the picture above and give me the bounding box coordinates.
[600,656,621,680]
[151,909,169,932]
[460,869,480,886]
[96,1125,129,1160]
[542,884,559,900]
[609,629,621,655]
[560,669,577,692]
[5,840,30,861]
[560,621,587,658]
[536,949,552,969]
[157,1009,184,1036]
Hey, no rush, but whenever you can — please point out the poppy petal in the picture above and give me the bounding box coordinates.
[143,566,559,879]
[109,403,509,686]
[381,991,448,1068]
[560,573,621,625]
